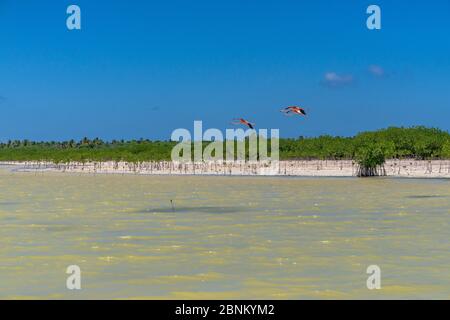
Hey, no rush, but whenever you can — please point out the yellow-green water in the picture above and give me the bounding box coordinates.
[0,168,449,299]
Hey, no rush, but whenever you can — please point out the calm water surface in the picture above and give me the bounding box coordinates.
[0,168,449,299]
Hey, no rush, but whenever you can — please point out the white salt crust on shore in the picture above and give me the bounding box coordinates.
[2,160,450,178]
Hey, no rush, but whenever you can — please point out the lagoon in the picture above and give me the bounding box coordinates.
[0,168,449,299]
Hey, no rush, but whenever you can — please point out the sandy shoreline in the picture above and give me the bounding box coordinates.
[1,160,450,178]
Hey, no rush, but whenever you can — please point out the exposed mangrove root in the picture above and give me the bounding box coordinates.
[357,165,386,177]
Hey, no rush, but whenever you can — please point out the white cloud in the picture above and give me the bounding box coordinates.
[368,65,385,77]
[321,72,354,88]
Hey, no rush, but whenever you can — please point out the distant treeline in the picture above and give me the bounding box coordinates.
[0,126,449,163]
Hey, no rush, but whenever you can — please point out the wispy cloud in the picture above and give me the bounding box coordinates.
[321,72,354,88]
[368,65,385,77]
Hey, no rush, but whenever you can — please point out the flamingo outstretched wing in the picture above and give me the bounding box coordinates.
[231,118,255,129]
[281,106,307,117]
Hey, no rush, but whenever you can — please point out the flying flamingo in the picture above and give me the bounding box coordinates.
[231,118,255,129]
[280,106,307,117]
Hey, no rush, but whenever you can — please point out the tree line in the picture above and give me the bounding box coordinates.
[1,127,449,165]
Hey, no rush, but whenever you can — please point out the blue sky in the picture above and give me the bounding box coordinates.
[0,0,449,141]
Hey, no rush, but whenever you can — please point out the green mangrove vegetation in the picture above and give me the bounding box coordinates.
[1,127,449,175]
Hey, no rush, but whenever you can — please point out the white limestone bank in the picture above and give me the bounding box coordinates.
[2,160,450,178]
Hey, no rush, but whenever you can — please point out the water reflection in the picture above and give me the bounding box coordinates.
[138,206,246,214]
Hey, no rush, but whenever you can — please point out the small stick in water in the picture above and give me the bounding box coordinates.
[170,200,175,212]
